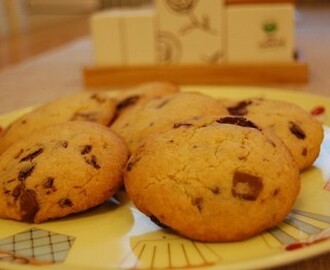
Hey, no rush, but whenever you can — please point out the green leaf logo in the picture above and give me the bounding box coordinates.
[263,22,278,33]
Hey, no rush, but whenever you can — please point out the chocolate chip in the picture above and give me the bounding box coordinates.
[217,117,260,130]
[85,155,100,169]
[18,164,35,181]
[11,183,25,198]
[58,198,73,208]
[211,186,220,195]
[232,171,263,201]
[42,177,54,189]
[289,122,306,139]
[192,197,203,211]
[20,148,43,162]
[117,95,140,111]
[155,99,170,109]
[19,189,39,222]
[61,141,69,148]
[227,100,252,116]
[273,188,280,196]
[81,145,92,155]
[302,147,308,156]
[90,93,106,104]
[150,215,170,229]
[173,122,193,129]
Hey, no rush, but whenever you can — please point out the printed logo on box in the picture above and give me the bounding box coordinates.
[259,20,286,49]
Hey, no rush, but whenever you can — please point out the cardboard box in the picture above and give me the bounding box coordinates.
[226,3,295,63]
[155,0,225,64]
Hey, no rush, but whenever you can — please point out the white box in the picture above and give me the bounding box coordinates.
[226,4,295,63]
[122,9,156,65]
[91,8,157,66]
[91,10,122,65]
[155,0,225,64]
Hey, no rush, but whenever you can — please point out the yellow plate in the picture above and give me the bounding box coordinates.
[0,86,329,270]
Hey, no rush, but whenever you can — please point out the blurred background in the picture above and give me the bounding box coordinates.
[0,0,330,100]
[0,0,329,74]
[0,0,152,68]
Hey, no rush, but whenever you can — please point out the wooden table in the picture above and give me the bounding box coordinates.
[0,3,329,270]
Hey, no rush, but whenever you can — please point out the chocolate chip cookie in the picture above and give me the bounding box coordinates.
[0,121,128,223]
[0,91,117,154]
[226,97,324,170]
[111,92,228,153]
[124,116,300,242]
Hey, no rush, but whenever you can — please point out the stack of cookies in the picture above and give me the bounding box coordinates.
[0,91,129,223]
[0,82,180,223]
[112,82,323,242]
[0,82,324,243]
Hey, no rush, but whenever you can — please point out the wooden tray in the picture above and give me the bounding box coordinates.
[226,0,296,5]
[83,61,308,87]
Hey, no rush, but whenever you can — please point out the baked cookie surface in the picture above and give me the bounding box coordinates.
[111,91,228,153]
[0,91,117,154]
[124,116,300,242]
[115,81,180,115]
[0,121,128,223]
[226,98,324,170]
